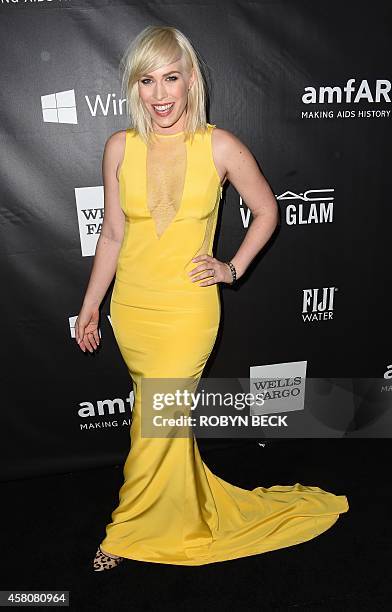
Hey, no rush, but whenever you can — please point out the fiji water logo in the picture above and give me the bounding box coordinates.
[302,287,338,322]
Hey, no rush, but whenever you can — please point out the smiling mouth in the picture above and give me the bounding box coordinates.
[152,102,175,115]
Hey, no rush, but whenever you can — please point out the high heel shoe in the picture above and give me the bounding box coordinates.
[93,545,124,571]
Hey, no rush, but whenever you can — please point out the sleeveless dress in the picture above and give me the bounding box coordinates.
[99,123,349,565]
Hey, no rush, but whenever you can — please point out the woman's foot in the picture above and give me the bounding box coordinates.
[93,545,124,571]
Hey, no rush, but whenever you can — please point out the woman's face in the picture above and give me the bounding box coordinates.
[138,58,194,133]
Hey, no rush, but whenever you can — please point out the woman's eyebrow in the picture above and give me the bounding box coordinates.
[141,70,182,78]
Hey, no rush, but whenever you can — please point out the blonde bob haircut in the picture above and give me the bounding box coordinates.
[119,25,210,145]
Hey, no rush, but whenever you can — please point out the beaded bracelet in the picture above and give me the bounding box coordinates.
[225,261,237,284]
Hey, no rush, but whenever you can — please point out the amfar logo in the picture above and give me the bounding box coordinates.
[302,79,391,104]
[302,287,338,322]
[277,188,334,225]
[78,391,135,430]
[41,89,78,124]
[384,364,392,380]
[9,0,71,5]
[301,79,391,120]
[75,187,104,257]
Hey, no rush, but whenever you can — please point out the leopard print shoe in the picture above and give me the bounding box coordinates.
[93,546,124,571]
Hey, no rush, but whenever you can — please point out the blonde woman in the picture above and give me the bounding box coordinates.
[75,25,349,571]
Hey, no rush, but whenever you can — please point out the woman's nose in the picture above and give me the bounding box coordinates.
[154,82,168,99]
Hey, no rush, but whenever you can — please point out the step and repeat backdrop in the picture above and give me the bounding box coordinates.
[1,0,391,479]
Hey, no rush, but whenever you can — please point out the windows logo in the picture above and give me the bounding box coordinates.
[41,89,78,124]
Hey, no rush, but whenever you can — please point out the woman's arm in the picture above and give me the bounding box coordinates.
[190,129,279,287]
[75,131,126,350]
[80,131,126,309]
[218,129,279,280]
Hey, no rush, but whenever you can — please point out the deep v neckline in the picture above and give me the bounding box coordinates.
[144,133,189,240]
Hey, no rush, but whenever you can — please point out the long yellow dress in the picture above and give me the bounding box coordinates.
[99,123,349,565]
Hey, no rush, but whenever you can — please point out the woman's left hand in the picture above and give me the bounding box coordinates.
[188,255,234,286]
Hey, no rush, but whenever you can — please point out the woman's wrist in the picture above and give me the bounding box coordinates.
[225,258,247,283]
[82,296,101,309]
[224,261,237,284]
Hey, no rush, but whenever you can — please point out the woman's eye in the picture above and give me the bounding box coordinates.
[140,76,178,85]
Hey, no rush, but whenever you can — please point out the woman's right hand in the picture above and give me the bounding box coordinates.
[75,304,100,353]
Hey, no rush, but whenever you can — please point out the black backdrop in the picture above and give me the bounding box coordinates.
[1,0,391,480]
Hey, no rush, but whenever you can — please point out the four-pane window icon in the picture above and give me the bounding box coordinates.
[41,89,78,124]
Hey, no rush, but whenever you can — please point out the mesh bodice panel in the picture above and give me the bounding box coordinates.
[146,132,187,238]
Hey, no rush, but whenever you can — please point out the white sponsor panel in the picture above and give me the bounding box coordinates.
[75,186,104,257]
[250,360,307,416]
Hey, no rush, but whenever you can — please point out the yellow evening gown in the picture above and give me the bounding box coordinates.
[99,123,349,565]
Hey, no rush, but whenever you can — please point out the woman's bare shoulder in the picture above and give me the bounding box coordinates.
[211,127,251,185]
[105,129,127,151]
[212,126,248,149]
[103,130,128,179]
